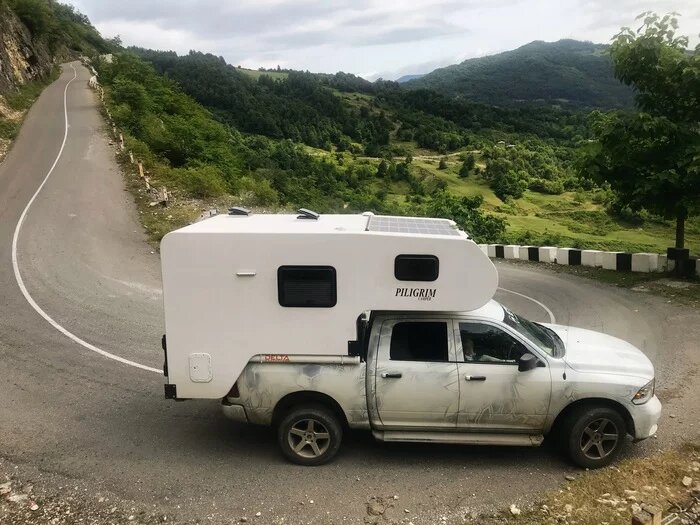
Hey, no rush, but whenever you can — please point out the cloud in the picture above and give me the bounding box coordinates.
[69,0,700,76]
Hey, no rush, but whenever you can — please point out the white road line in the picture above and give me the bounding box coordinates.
[498,287,556,324]
[11,63,161,375]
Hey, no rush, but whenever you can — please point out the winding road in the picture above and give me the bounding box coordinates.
[1,63,699,524]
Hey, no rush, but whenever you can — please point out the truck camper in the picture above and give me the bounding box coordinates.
[161,209,660,467]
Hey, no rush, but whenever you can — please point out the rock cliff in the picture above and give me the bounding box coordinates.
[0,1,53,94]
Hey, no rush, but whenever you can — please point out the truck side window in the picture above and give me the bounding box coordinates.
[459,322,527,364]
[390,322,448,362]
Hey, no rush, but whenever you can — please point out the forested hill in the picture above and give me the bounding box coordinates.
[405,39,635,109]
[132,48,394,152]
[132,47,589,157]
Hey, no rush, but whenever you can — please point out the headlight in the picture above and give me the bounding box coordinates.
[632,379,655,405]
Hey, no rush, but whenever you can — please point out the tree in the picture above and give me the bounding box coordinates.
[423,193,506,243]
[459,153,475,178]
[438,157,448,170]
[491,170,526,201]
[581,13,700,250]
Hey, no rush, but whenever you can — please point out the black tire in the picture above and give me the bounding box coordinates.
[563,405,626,469]
[277,405,343,466]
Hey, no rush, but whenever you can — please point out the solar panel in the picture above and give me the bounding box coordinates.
[366,216,462,236]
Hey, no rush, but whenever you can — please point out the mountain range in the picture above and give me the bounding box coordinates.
[402,39,635,109]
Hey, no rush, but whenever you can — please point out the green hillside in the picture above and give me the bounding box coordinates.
[406,39,635,109]
[106,46,696,254]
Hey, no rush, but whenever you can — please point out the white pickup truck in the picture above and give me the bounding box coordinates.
[222,301,659,468]
[160,211,661,468]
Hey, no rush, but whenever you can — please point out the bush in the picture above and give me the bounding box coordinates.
[529,177,565,195]
[172,165,227,198]
[491,171,527,201]
[418,192,507,243]
[9,0,51,37]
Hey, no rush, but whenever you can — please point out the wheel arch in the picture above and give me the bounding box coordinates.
[272,391,349,429]
[549,398,635,437]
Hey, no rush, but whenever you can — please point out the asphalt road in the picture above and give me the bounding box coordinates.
[1,63,699,525]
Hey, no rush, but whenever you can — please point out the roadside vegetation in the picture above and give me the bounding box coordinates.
[2,0,108,55]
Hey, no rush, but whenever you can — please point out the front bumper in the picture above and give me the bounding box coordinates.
[221,401,249,423]
[630,395,661,441]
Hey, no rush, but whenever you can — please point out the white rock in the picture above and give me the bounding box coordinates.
[30,503,39,511]
[564,504,573,513]
[393,495,399,500]
[682,476,693,487]
[255,512,261,517]
[509,504,521,516]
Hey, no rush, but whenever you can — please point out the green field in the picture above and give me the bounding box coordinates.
[361,153,700,254]
[236,68,288,80]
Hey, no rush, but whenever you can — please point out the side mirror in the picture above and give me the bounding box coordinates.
[518,353,540,372]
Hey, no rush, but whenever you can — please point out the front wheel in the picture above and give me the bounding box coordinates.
[277,405,343,466]
[564,406,626,469]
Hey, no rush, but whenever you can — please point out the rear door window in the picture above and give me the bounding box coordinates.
[390,321,448,362]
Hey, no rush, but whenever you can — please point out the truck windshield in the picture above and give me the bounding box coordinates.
[502,307,564,357]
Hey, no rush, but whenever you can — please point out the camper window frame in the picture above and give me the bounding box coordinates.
[394,254,439,282]
[277,265,337,308]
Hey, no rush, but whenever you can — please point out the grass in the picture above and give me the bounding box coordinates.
[409,155,700,254]
[236,67,288,80]
[468,443,700,525]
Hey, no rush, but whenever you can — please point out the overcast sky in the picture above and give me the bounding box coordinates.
[68,0,700,80]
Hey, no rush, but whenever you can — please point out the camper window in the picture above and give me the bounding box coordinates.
[277,266,337,308]
[390,322,448,362]
[394,255,439,281]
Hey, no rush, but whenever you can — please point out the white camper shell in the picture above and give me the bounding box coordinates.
[161,211,498,399]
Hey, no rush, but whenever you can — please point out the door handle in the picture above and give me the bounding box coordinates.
[381,372,403,379]
[464,375,486,381]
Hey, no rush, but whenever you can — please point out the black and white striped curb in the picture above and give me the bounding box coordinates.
[479,244,699,276]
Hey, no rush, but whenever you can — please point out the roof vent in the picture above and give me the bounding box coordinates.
[297,208,319,220]
[228,207,250,216]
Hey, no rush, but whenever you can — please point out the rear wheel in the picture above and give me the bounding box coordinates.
[564,406,626,469]
[277,405,342,466]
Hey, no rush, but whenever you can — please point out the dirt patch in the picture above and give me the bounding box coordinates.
[464,443,700,525]
[0,95,24,121]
